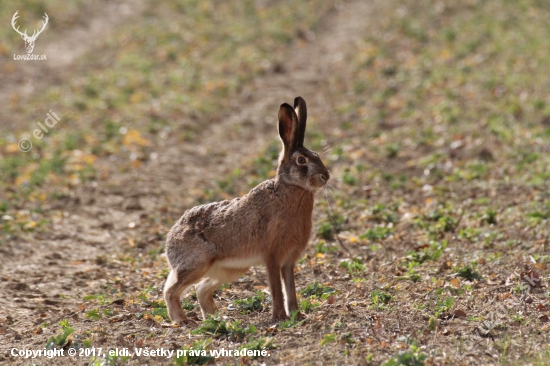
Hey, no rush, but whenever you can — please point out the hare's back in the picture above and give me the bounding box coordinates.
[167,180,277,251]
[180,200,231,229]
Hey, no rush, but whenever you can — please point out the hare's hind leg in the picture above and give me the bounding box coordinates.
[197,266,248,319]
[196,277,220,318]
[164,266,208,326]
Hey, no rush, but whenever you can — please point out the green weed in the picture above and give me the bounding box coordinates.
[45,319,74,349]
[278,311,306,330]
[456,265,482,281]
[191,314,256,339]
[340,258,366,273]
[175,339,213,366]
[233,291,267,314]
[300,282,336,299]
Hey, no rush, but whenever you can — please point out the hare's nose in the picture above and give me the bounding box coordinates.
[321,173,329,182]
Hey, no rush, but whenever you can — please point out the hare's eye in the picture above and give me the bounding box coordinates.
[297,157,306,164]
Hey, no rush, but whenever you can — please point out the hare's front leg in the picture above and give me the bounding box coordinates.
[282,263,306,320]
[281,263,299,312]
[266,260,288,321]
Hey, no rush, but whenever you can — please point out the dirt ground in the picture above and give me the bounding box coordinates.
[1,0,550,365]
[1,1,377,364]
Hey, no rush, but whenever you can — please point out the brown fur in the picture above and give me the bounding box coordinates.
[163,97,329,324]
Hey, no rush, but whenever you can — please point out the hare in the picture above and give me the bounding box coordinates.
[163,97,330,325]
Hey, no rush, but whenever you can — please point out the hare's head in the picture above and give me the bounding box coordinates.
[276,97,329,192]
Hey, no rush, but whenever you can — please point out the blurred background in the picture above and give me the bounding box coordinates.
[1,0,549,364]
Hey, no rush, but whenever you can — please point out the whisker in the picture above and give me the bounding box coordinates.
[324,188,335,217]
[322,144,333,152]
[320,147,334,155]
[326,186,337,203]
[325,182,338,196]
[323,185,335,201]
[323,189,333,217]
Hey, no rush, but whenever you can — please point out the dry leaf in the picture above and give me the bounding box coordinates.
[68,260,86,265]
[24,221,38,229]
[375,316,382,329]
[5,143,21,153]
[123,129,149,146]
[454,309,467,318]
[414,244,429,251]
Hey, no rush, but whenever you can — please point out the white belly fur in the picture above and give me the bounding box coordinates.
[216,255,264,269]
[202,256,263,283]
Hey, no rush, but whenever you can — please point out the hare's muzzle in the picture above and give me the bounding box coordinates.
[315,171,330,187]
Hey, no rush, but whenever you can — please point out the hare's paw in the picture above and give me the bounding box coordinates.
[272,310,289,322]
[173,318,199,328]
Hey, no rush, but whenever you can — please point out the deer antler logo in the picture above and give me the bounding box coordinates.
[11,11,49,54]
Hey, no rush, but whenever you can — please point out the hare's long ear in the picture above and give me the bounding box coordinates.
[278,103,300,158]
[293,96,307,147]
